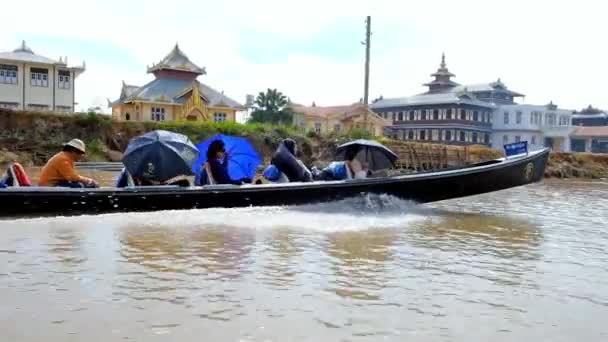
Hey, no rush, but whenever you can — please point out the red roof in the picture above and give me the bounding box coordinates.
[571,126,608,138]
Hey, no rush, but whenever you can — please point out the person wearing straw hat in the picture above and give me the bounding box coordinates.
[38,139,99,188]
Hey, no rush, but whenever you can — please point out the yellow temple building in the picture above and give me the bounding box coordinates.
[109,44,243,122]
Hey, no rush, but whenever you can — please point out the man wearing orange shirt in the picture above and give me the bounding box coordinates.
[39,139,99,188]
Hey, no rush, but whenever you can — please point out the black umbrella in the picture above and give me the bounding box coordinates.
[122,130,199,181]
[336,139,398,171]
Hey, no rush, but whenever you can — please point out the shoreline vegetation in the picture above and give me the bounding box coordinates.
[0,109,606,179]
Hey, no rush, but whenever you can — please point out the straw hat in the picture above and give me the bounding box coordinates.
[64,139,86,153]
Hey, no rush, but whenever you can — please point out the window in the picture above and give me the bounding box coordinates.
[0,102,18,109]
[433,109,439,120]
[409,111,415,120]
[28,104,49,111]
[408,130,414,140]
[531,135,536,145]
[445,130,452,141]
[333,124,341,133]
[459,131,465,142]
[398,112,404,121]
[419,130,426,140]
[516,111,522,124]
[484,134,490,144]
[460,109,466,120]
[421,110,426,120]
[559,116,569,126]
[447,109,452,119]
[213,112,227,122]
[151,107,166,121]
[125,113,131,121]
[314,122,321,134]
[504,111,509,124]
[546,113,556,126]
[30,68,48,87]
[58,70,70,89]
[503,135,508,144]
[0,64,18,84]
[473,111,479,121]
[472,132,478,143]
[56,105,71,112]
[515,135,521,143]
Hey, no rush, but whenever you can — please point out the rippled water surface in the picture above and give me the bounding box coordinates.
[1,180,607,341]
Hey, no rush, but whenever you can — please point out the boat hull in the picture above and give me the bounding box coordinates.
[0,149,549,218]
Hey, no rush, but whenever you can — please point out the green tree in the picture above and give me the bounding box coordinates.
[249,88,293,125]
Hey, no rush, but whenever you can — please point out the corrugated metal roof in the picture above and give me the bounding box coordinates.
[115,77,242,109]
[0,41,61,65]
[371,92,495,109]
[147,44,205,74]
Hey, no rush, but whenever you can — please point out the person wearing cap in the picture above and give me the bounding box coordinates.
[38,139,99,188]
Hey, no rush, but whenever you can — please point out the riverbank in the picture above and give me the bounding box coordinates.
[2,109,606,179]
[0,109,498,168]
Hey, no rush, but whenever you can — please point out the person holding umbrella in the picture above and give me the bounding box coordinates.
[193,134,261,186]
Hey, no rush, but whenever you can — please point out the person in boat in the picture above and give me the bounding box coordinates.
[262,164,289,183]
[116,168,190,187]
[38,139,99,188]
[197,139,249,186]
[271,138,312,183]
[314,147,369,181]
[0,162,32,188]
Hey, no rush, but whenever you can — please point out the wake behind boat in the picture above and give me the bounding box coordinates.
[0,147,549,218]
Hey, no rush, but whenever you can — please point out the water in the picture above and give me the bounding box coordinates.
[1,180,607,341]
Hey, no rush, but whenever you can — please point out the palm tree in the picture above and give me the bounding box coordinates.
[250,88,292,124]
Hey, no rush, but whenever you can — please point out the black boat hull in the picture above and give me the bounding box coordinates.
[0,149,549,217]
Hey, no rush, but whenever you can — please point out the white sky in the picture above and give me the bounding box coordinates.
[1,0,607,112]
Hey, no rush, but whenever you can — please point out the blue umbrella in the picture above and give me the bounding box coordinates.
[192,134,261,182]
[122,130,199,181]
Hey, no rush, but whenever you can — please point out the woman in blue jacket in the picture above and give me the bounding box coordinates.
[198,140,247,185]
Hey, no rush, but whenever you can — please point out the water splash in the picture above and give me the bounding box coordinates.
[4,194,430,232]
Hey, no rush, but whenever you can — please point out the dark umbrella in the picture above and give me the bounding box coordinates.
[335,139,398,171]
[122,130,199,181]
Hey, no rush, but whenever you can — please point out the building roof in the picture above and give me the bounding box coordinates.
[572,112,608,119]
[111,78,242,109]
[451,79,525,97]
[147,44,205,75]
[571,126,608,138]
[371,92,495,109]
[292,103,390,124]
[0,41,86,77]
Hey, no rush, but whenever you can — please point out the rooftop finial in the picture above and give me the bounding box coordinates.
[441,52,446,68]
[14,40,34,54]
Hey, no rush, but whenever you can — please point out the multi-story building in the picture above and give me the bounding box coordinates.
[372,54,574,151]
[491,102,574,152]
[110,44,243,122]
[371,55,503,146]
[290,103,390,136]
[0,41,85,112]
[572,105,608,127]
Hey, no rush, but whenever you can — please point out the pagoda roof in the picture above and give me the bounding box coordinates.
[371,91,495,109]
[451,79,524,97]
[147,43,205,75]
[111,78,242,109]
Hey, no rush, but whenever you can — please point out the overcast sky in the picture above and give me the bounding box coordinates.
[2,0,606,112]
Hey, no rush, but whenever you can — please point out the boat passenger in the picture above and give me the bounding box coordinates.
[0,162,32,187]
[262,165,289,183]
[116,168,190,187]
[271,138,312,182]
[313,147,369,181]
[38,139,99,188]
[197,140,248,185]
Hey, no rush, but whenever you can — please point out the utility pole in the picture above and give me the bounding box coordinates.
[363,16,371,106]
[363,16,371,132]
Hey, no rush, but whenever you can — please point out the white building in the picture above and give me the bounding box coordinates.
[492,102,574,152]
[0,41,85,112]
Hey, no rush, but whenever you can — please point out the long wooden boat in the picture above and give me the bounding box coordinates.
[0,148,549,218]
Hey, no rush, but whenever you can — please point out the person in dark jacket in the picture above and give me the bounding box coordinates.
[271,138,312,182]
[198,140,248,185]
